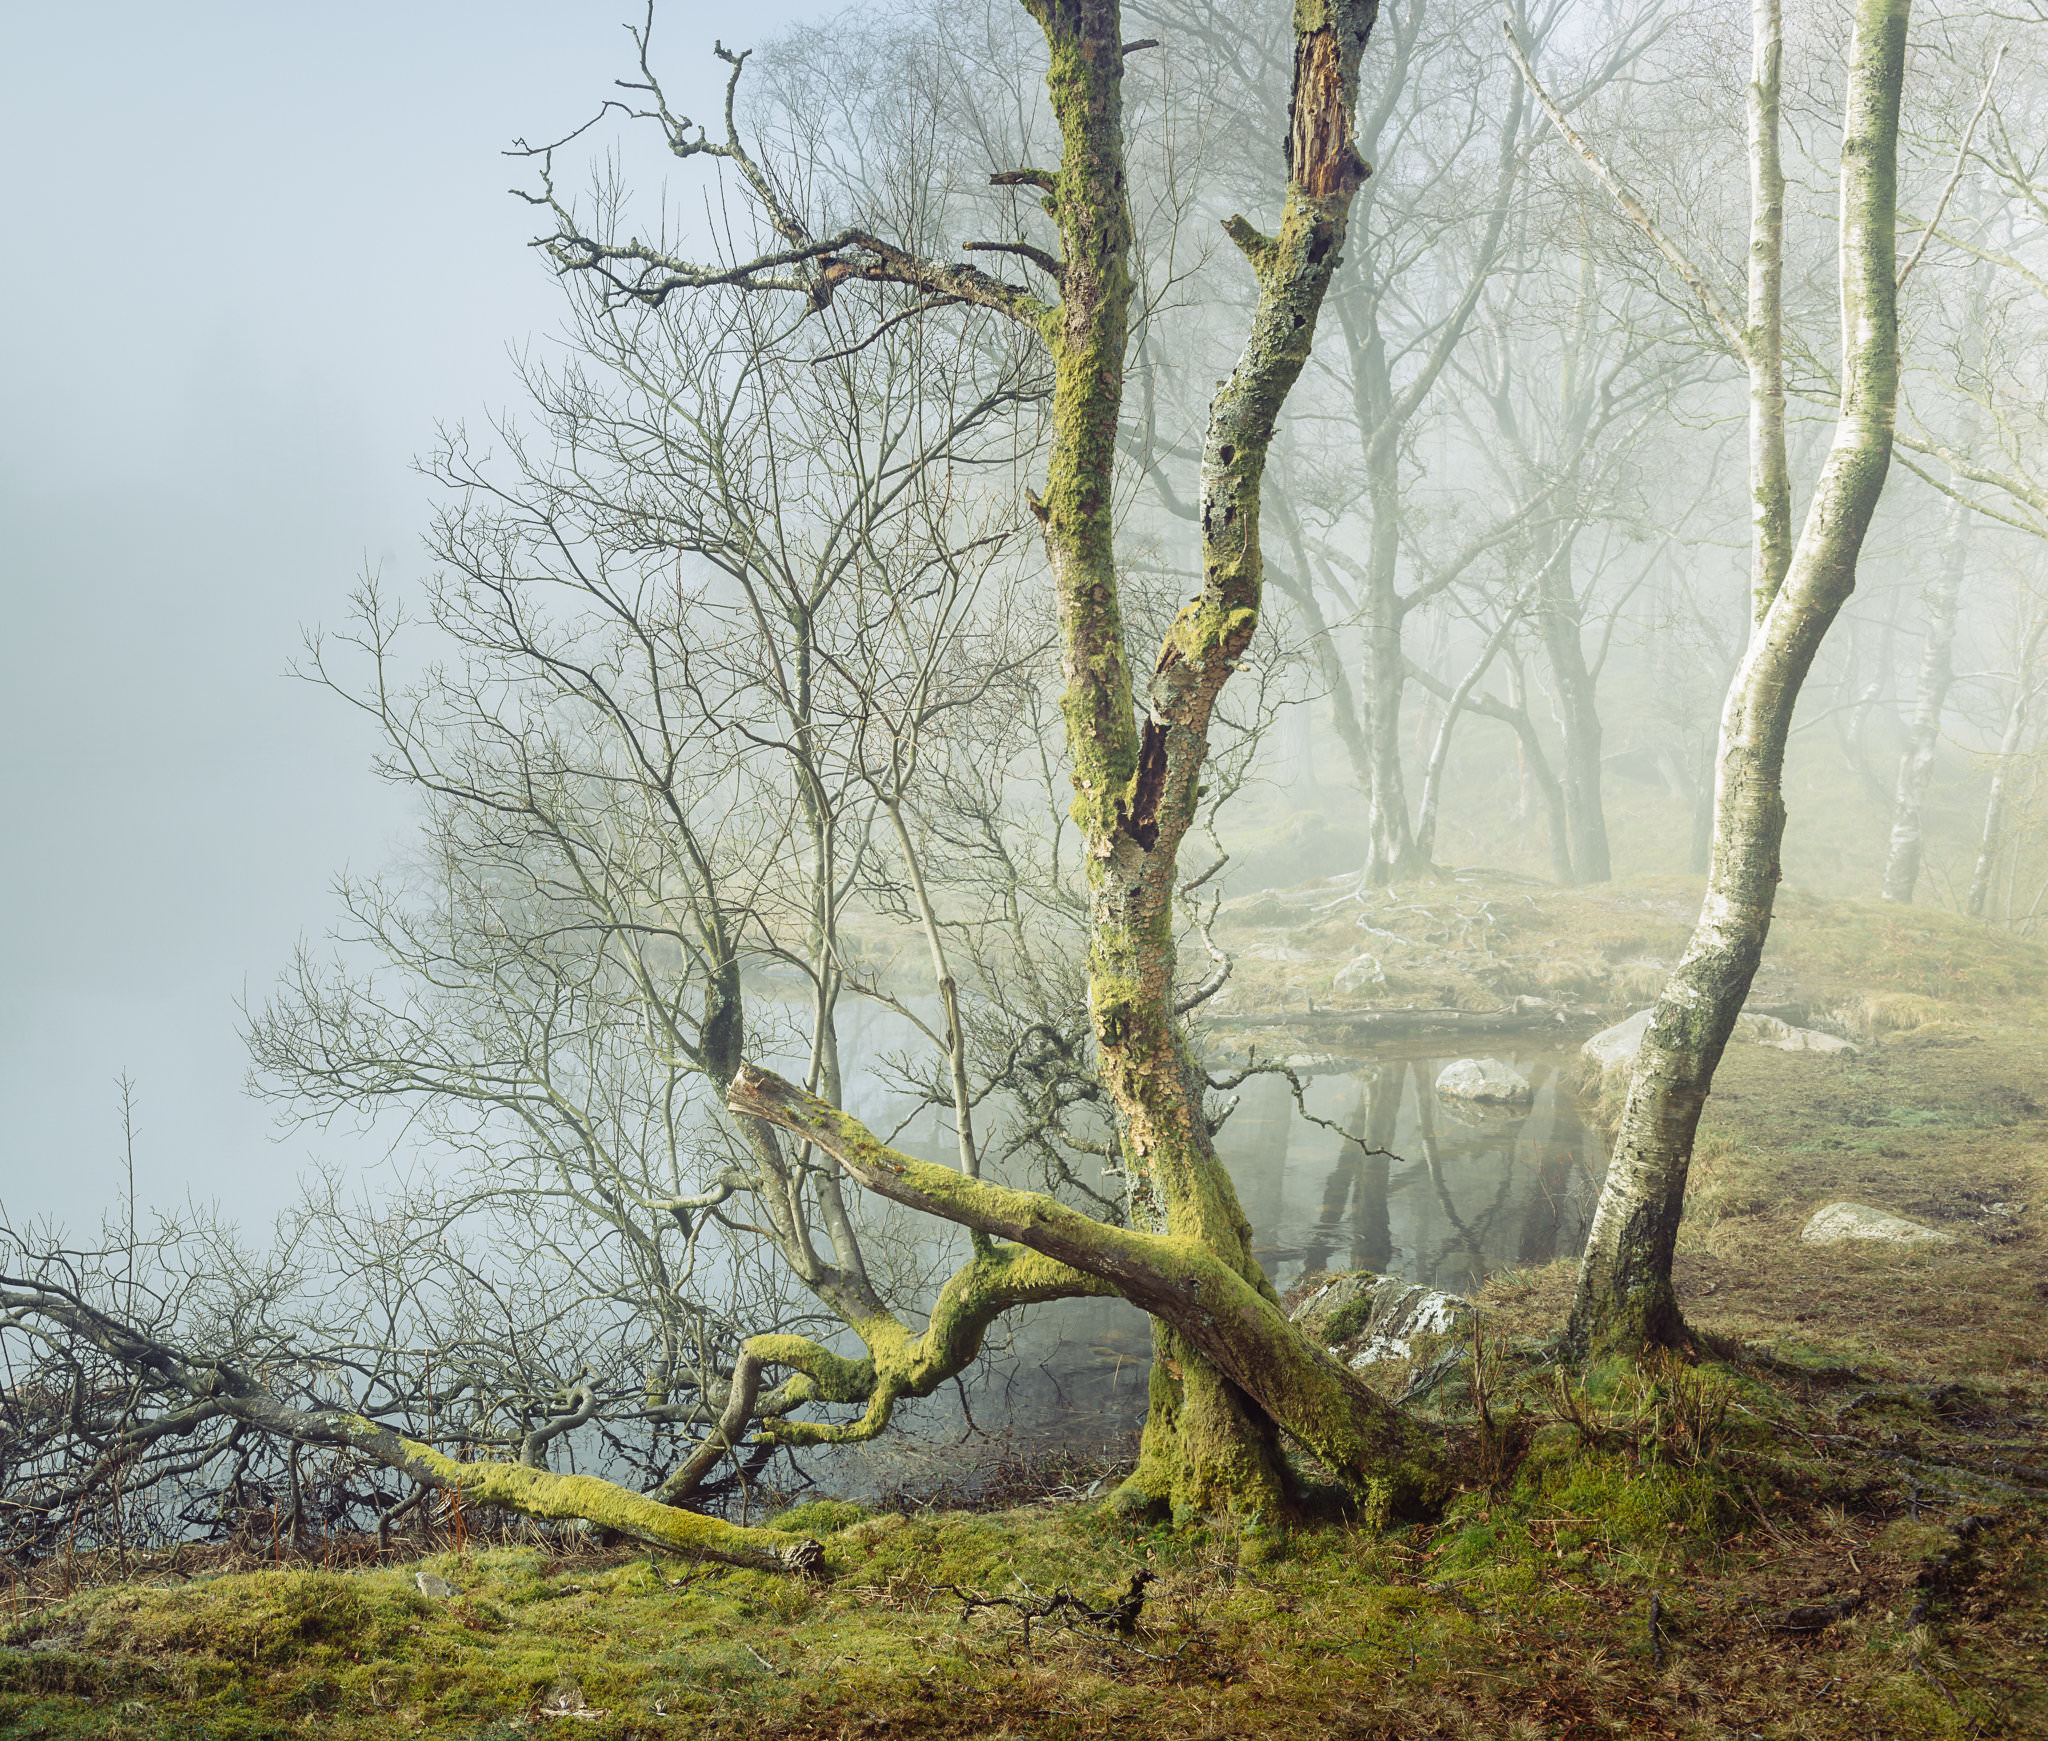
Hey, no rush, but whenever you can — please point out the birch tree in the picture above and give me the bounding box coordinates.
[1515,0,1913,1355]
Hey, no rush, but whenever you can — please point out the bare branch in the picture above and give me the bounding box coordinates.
[1502,20,1749,360]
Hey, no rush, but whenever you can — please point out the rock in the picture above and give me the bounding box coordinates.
[1332,953,1385,994]
[1287,1270,1473,1364]
[1582,1007,1654,1071]
[1735,1012,1858,1053]
[1434,1057,1532,1104]
[414,1572,457,1600]
[1350,1282,1473,1364]
[1800,1202,1956,1246]
[1583,1006,1855,1074]
[1288,1271,1377,1344]
[778,1538,827,1577]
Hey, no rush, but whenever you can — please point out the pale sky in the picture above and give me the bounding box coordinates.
[0,2,824,1232]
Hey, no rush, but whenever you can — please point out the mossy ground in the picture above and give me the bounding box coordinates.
[8,887,2045,1737]
[6,1347,2042,1738]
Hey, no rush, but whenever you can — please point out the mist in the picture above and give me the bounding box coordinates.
[3,4,2046,1721]
[0,2,828,1229]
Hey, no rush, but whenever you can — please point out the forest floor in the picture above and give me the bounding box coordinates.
[4,879,2045,1739]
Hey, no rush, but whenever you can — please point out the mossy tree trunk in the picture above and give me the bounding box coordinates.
[2,5,1421,1567]
[727,1063,1447,1520]
[506,0,1413,1523]
[1010,0,1392,1519]
[1565,0,1911,1359]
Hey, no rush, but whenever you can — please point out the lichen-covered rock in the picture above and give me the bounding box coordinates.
[1288,1271,1377,1345]
[1800,1201,1956,1245]
[1434,1057,1532,1104]
[1287,1271,1473,1364]
[1584,1007,1855,1074]
[1349,1283,1472,1364]
[1332,953,1385,994]
[1582,1007,1654,1071]
[1735,1012,1858,1054]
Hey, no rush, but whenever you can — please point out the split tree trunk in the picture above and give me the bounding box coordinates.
[1009,0,1398,1517]
[1566,0,1910,1358]
[1967,622,2044,918]
[1356,455,1431,883]
[1535,530,1612,883]
[1880,490,1968,902]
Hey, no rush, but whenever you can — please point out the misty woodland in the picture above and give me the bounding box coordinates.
[6,1,2048,1735]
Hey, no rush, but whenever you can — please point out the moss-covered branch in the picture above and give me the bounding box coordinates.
[738,1245,1118,1448]
[727,1066,1448,1516]
[0,1275,810,1571]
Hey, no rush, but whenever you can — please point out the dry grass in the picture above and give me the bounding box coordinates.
[1204,872,2048,1030]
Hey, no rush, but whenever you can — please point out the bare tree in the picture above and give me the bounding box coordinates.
[6,0,1467,1557]
[1517,0,1914,1355]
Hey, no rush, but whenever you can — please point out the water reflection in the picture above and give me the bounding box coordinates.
[1246,1048,1606,1299]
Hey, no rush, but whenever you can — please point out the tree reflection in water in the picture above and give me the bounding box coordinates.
[1230,1046,1605,1299]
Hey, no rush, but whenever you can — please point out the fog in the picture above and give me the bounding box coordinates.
[3,0,2044,1563]
[0,2,825,1229]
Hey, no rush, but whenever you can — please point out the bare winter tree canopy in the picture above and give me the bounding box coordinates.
[10,0,2048,1603]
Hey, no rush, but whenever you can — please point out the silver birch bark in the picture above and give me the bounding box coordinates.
[1967,620,2046,918]
[1566,0,1911,1357]
[1879,490,1968,903]
[1746,0,1793,619]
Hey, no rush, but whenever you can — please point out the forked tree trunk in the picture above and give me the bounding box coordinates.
[1566,0,1910,1359]
[727,1063,1449,1519]
[1356,462,1434,884]
[1536,531,1613,883]
[1967,622,2044,919]
[1880,490,1968,903]
[1012,0,1394,1516]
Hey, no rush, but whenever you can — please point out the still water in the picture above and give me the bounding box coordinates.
[817,1037,1609,1495]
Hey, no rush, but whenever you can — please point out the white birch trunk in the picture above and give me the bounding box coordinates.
[1567,0,1911,1357]
[1879,491,1968,903]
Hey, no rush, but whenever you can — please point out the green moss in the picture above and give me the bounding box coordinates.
[8,1374,2043,1741]
[1323,1297,1372,1342]
[771,1500,869,1536]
